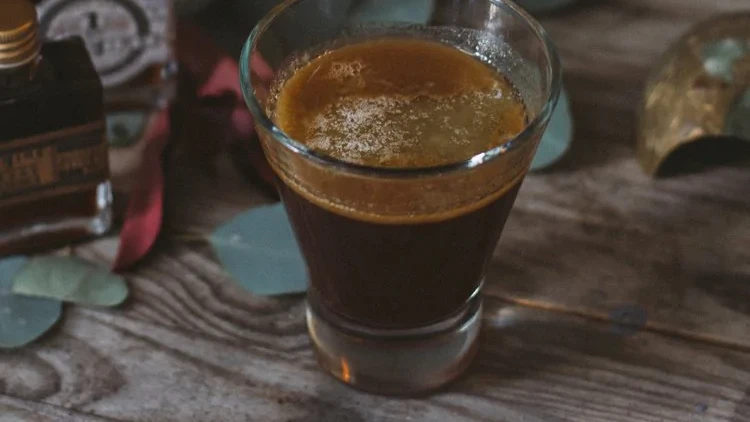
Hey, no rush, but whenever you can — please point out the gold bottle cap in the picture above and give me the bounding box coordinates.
[0,0,40,69]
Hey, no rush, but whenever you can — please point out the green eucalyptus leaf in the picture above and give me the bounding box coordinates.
[211,204,308,296]
[531,87,573,171]
[106,111,148,148]
[702,38,749,83]
[12,256,129,307]
[0,256,62,349]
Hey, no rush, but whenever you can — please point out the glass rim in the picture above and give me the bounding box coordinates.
[240,0,562,178]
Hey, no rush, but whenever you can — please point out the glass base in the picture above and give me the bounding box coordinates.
[0,182,113,254]
[307,296,482,395]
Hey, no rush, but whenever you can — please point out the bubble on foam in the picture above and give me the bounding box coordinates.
[304,86,526,167]
[308,136,333,151]
[309,95,413,163]
[328,60,365,81]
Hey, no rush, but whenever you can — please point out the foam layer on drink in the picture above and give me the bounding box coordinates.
[273,38,527,168]
[264,37,537,224]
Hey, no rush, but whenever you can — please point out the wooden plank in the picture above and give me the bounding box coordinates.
[484,0,750,347]
[158,0,750,349]
[165,0,750,349]
[0,395,115,421]
[2,286,750,422]
[7,0,745,419]
[487,159,750,342]
[538,0,749,150]
[112,0,750,360]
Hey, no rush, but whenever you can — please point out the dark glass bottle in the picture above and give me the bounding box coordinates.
[0,0,112,256]
[35,0,177,219]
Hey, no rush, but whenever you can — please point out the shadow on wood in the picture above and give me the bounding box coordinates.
[694,271,750,318]
[657,136,750,178]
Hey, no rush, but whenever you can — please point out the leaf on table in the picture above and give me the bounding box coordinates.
[113,109,170,272]
[210,204,308,296]
[12,256,129,307]
[531,87,573,171]
[0,256,62,349]
[701,38,748,83]
[0,257,26,282]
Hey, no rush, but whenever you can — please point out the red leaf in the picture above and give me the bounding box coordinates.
[187,29,277,195]
[112,21,280,270]
[113,110,171,272]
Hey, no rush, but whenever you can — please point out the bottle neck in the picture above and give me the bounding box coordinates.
[0,55,43,88]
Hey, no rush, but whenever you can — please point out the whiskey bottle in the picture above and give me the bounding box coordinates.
[0,0,112,256]
[35,0,177,204]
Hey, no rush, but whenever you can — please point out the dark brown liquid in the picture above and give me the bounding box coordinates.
[280,180,522,328]
[272,38,528,328]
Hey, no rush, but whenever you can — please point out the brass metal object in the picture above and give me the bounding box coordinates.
[637,13,750,176]
[0,0,40,68]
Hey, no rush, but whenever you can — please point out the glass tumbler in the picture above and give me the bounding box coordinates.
[240,0,560,395]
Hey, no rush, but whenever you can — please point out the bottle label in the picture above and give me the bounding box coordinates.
[36,0,173,88]
[0,122,109,207]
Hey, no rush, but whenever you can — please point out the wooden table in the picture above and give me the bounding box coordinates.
[3,1,750,420]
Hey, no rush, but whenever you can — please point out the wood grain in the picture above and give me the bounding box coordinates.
[486,0,750,349]
[2,289,750,421]
[4,0,750,420]
[162,0,750,350]
[0,395,113,421]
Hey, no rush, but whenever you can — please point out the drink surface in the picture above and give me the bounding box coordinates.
[269,37,529,328]
[274,37,527,168]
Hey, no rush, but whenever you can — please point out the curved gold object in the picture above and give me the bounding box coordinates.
[637,13,750,176]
